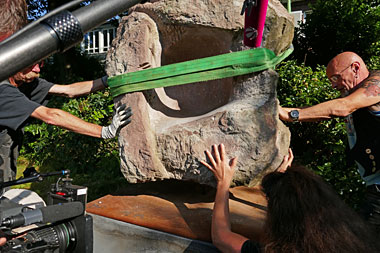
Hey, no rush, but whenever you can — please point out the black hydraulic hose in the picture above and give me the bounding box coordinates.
[0,0,142,82]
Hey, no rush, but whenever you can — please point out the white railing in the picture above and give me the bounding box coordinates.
[291,10,305,27]
[82,26,116,55]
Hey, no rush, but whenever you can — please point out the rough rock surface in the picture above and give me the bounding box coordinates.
[131,0,294,55]
[106,0,294,187]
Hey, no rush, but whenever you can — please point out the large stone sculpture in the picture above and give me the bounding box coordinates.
[105,0,294,187]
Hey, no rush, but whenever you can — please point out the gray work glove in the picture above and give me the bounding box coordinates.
[101,104,132,139]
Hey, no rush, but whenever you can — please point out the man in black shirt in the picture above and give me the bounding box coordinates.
[0,0,132,183]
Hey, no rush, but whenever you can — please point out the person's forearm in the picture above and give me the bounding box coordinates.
[32,107,102,138]
[49,78,105,98]
[212,184,232,245]
[51,110,102,137]
[281,98,353,122]
[203,145,248,253]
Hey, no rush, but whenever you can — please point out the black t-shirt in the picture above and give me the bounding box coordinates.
[0,78,54,182]
[241,240,261,253]
[0,78,54,131]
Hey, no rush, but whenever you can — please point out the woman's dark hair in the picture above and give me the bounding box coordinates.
[261,165,379,253]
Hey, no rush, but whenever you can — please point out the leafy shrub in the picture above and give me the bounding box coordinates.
[21,91,128,201]
[368,41,380,70]
[276,60,365,209]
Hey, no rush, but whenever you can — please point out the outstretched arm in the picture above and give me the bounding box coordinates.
[279,73,380,122]
[31,104,132,139]
[48,77,107,98]
[201,144,248,253]
[49,62,152,98]
[279,97,359,122]
[31,106,103,137]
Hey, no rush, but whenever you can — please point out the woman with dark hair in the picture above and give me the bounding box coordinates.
[201,144,380,253]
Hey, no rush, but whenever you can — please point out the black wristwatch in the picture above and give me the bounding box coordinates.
[289,110,299,122]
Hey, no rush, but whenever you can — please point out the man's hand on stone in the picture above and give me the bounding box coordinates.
[278,105,291,122]
[101,104,132,139]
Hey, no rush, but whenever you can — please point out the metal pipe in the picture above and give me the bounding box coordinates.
[73,0,141,33]
[6,0,84,42]
[0,0,142,82]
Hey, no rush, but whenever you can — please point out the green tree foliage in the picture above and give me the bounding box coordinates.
[26,0,91,19]
[293,0,380,66]
[368,41,380,70]
[276,60,365,208]
[26,0,48,19]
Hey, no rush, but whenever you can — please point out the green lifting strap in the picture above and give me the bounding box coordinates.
[108,46,293,98]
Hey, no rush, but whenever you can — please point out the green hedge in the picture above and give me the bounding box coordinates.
[21,91,129,201]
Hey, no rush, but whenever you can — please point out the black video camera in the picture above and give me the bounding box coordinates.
[0,168,93,252]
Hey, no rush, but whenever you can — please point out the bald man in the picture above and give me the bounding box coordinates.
[279,51,380,233]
